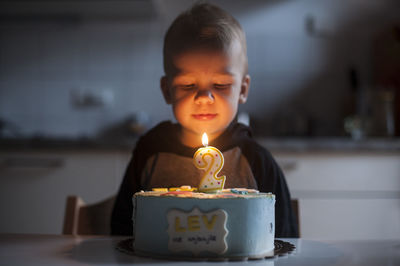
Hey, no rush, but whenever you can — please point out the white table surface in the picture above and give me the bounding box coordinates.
[0,234,399,266]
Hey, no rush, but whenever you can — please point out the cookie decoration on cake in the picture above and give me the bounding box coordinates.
[167,208,228,255]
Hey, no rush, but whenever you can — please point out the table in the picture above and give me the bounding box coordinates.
[0,234,399,265]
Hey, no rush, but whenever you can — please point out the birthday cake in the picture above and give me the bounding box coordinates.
[132,188,275,259]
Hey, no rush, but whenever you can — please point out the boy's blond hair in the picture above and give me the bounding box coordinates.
[163,2,248,76]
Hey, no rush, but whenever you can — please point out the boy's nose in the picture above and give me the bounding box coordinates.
[194,89,214,104]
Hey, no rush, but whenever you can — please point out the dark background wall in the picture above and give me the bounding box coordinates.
[1,0,399,139]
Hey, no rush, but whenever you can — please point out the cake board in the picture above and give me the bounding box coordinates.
[116,238,295,261]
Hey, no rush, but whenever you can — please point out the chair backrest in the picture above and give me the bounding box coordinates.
[291,198,301,237]
[63,195,116,235]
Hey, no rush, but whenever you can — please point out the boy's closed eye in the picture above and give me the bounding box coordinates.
[213,83,231,90]
[175,83,231,91]
[175,84,196,91]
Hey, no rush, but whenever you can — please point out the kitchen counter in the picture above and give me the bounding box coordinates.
[259,137,400,153]
[1,136,400,152]
[0,137,137,152]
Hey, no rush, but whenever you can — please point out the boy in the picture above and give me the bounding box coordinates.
[111,2,298,237]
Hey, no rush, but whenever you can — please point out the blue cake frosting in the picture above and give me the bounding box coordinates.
[132,189,275,259]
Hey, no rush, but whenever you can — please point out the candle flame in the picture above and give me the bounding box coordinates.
[202,133,208,147]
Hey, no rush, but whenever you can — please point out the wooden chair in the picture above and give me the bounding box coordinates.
[291,198,301,237]
[63,195,116,235]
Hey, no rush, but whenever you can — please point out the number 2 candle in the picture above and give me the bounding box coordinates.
[193,133,226,192]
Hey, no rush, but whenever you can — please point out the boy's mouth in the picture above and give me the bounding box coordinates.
[192,113,217,121]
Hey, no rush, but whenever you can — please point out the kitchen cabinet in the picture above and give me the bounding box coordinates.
[0,150,131,234]
[272,150,400,240]
[1,147,399,240]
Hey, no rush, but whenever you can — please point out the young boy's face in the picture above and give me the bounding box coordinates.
[161,40,250,146]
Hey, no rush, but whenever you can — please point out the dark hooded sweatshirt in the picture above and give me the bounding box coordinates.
[111,121,298,237]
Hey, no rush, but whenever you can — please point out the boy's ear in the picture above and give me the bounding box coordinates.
[239,74,250,104]
[160,76,172,104]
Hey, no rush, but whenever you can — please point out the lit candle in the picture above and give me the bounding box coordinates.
[193,133,226,192]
